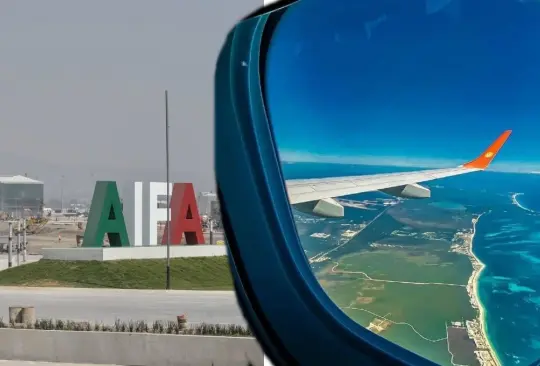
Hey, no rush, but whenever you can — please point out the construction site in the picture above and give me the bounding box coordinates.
[0,176,225,263]
[367,317,392,334]
[0,212,224,255]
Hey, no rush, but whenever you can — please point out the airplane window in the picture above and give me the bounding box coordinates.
[261,0,540,365]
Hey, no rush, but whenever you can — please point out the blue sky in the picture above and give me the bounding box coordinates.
[264,0,540,173]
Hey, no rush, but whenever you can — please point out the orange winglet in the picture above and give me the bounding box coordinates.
[462,130,512,170]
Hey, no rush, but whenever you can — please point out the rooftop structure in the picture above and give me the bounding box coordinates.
[0,175,43,184]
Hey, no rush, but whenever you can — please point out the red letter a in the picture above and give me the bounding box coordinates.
[161,183,205,245]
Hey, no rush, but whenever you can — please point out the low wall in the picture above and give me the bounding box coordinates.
[0,329,262,366]
[41,245,228,261]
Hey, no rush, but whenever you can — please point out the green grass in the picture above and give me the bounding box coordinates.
[0,257,233,290]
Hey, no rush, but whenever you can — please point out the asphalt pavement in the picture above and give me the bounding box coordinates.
[0,287,246,326]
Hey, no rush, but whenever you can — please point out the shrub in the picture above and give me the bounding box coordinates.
[0,317,253,337]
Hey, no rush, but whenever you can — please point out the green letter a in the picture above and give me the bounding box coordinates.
[83,181,130,247]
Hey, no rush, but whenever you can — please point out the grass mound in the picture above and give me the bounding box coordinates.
[0,257,233,290]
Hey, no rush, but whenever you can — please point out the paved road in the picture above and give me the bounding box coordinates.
[0,287,246,326]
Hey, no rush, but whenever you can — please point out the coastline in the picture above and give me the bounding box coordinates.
[466,213,502,366]
[512,192,535,213]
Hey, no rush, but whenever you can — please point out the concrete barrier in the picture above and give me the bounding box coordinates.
[0,329,263,366]
[41,245,228,261]
[8,306,36,325]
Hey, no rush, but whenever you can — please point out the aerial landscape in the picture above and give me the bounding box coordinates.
[283,163,540,366]
[262,0,540,364]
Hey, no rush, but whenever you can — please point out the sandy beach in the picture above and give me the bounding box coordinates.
[466,213,501,366]
[512,192,534,213]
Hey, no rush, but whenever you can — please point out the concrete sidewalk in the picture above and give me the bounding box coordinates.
[0,286,245,326]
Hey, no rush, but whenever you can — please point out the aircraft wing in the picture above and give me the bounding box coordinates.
[285,130,511,217]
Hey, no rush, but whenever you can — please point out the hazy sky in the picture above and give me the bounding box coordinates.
[0,0,259,200]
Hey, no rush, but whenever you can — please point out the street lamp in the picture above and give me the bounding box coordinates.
[60,175,65,213]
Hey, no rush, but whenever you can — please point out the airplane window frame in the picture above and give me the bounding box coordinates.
[215,1,440,365]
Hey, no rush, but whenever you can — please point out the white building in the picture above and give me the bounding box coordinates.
[197,192,217,217]
[0,175,44,217]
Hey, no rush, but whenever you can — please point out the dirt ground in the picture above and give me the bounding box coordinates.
[26,221,83,254]
[0,218,225,255]
[0,218,82,255]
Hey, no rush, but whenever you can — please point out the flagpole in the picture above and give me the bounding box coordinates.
[165,90,171,290]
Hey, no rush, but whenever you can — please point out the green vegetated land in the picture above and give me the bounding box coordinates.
[0,257,233,290]
[316,247,475,366]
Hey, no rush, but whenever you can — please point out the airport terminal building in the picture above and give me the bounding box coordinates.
[0,175,44,217]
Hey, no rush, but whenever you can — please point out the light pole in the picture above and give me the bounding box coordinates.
[60,175,65,213]
[165,90,171,290]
